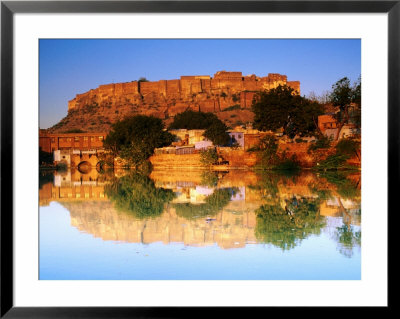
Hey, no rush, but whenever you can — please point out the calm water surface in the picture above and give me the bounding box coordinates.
[39,168,361,280]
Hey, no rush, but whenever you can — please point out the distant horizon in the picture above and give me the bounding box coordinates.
[40,39,361,129]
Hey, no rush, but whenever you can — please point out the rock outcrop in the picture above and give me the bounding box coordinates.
[49,71,300,133]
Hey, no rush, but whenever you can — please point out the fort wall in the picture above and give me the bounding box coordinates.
[67,71,300,113]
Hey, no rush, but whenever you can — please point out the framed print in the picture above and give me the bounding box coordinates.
[1,0,396,317]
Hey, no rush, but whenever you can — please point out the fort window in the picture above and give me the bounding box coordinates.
[99,136,104,140]
[84,137,88,141]
[51,138,55,143]
[74,137,79,142]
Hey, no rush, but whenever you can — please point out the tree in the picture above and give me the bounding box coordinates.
[200,148,218,166]
[39,147,53,165]
[169,110,217,129]
[232,93,240,102]
[336,138,361,161]
[330,77,352,109]
[104,115,174,167]
[203,119,230,146]
[351,76,361,129]
[252,85,324,138]
[138,77,149,82]
[329,76,361,139]
[306,90,331,104]
[258,134,279,167]
[62,129,86,133]
[169,110,230,146]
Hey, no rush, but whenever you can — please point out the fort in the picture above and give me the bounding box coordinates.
[68,71,300,112]
[49,71,300,133]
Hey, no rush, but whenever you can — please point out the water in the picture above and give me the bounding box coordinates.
[39,168,361,280]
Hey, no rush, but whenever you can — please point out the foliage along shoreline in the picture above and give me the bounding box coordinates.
[100,76,360,171]
[41,76,361,172]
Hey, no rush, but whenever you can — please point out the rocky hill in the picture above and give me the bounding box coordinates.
[48,71,300,133]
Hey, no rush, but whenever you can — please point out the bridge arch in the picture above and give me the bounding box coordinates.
[71,153,101,171]
[77,161,92,173]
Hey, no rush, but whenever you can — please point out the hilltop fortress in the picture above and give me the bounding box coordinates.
[51,71,300,133]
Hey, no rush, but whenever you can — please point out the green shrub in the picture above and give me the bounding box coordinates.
[55,162,67,171]
[200,148,218,166]
[223,104,241,112]
[232,93,240,102]
[258,134,279,167]
[308,136,331,152]
[234,120,244,126]
[336,138,360,158]
[315,154,350,170]
[39,147,53,165]
[83,104,97,114]
[274,158,301,171]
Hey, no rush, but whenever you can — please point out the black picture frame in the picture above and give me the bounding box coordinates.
[1,0,396,317]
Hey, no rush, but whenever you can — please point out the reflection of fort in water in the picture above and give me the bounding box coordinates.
[39,169,361,249]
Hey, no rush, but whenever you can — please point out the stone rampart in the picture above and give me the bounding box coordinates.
[67,71,300,112]
[149,153,204,169]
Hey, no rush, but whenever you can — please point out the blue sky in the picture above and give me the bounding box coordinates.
[39,39,361,129]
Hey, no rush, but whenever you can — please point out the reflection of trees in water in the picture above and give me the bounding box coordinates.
[174,188,236,220]
[253,170,361,251]
[255,197,326,250]
[307,177,334,201]
[39,170,54,189]
[96,169,120,183]
[200,171,219,188]
[320,171,361,199]
[248,172,284,200]
[104,171,175,219]
[334,224,361,258]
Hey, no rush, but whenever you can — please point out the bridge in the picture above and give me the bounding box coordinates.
[54,149,105,172]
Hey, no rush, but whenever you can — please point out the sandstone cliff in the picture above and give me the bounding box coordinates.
[49,71,300,133]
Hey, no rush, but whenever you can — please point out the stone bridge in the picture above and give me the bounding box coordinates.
[70,153,102,173]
